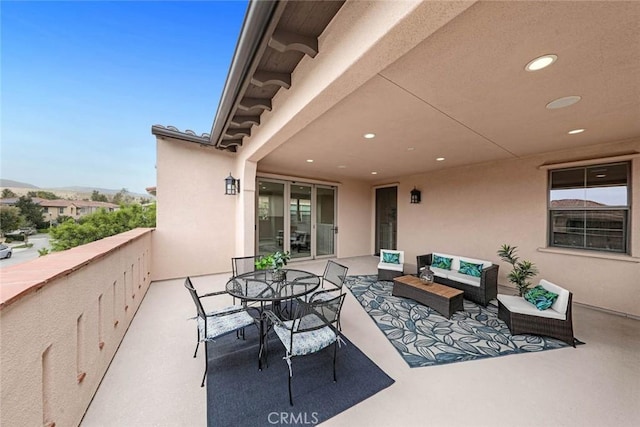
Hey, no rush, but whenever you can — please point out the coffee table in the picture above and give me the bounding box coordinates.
[392,275,464,319]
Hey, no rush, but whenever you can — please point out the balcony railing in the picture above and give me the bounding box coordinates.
[0,228,154,427]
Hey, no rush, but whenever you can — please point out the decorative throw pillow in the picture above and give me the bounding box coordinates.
[524,285,559,311]
[459,260,483,277]
[432,255,453,270]
[382,252,400,264]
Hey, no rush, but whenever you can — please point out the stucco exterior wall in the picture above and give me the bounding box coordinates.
[336,179,373,258]
[0,228,152,427]
[153,137,237,280]
[395,139,640,316]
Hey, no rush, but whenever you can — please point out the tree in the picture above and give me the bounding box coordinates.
[111,188,134,205]
[1,189,17,198]
[49,203,156,251]
[15,196,46,228]
[91,190,109,202]
[27,190,61,200]
[56,215,75,224]
[0,206,22,236]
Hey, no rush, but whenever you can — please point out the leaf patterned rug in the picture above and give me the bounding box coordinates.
[345,275,570,368]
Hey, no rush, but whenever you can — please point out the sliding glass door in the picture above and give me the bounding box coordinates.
[256,179,336,259]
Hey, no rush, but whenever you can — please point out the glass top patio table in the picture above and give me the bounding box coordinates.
[226,269,321,302]
[225,269,320,370]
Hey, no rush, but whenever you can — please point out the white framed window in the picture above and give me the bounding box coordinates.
[548,162,630,254]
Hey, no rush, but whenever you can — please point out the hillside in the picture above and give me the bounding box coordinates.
[0,179,38,188]
[0,179,153,201]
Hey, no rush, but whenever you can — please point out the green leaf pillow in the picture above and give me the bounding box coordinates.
[432,255,452,270]
[459,260,483,277]
[524,285,559,310]
[382,252,400,264]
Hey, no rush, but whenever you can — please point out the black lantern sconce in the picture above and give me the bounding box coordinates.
[410,187,421,204]
[224,173,240,195]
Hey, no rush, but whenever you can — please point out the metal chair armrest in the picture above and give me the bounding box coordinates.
[200,290,229,298]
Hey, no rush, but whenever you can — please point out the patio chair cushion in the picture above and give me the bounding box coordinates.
[197,305,255,340]
[496,294,566,320]
[382,252,401,264]
[524,285,559,310]
[378,250,405,274]
[274,319,337,357]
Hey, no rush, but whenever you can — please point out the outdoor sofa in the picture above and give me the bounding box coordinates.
[416,252,498,306]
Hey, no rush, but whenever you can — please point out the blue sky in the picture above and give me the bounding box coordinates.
[1,0,248,194]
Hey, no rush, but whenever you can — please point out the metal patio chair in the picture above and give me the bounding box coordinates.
[266,293,346,405]
[232,255,258,277]
[184,277,258,387]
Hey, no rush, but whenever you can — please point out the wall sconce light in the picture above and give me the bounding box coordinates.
[410,187,421,204]
[224,173,240,195]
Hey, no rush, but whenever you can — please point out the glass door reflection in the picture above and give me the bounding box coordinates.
[257,180,285,256]
[289,184,312,259]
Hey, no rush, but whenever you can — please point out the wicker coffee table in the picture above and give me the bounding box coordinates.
[392,275,464,319]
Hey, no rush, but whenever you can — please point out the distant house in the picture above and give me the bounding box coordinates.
[0,198,118,223]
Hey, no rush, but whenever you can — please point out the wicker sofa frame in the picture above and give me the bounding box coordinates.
[416,253,498,307]
[378,268,404,281]
[498,293,576,347]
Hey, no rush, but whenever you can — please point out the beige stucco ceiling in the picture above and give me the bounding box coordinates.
[257,1,640,182]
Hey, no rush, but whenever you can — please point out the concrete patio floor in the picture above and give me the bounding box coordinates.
[81,256,640,426]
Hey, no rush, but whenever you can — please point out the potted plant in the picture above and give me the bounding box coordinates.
[497,244,538,296]
[255,250,291,281]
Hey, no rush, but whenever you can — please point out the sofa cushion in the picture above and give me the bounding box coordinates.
[524,285,559,310]
[447,270,481,287]
[459,256,493,270]
[433,253,458,270]
[430,266,449,279]
[432,254,453,270]
[497,294,566,320]
[459,260,483,277]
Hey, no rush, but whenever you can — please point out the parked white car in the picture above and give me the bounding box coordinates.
[0,244,12,259]
[6,227,36,236]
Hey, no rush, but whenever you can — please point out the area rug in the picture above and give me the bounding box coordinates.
[206,325,394,427]
[345,275,573,368]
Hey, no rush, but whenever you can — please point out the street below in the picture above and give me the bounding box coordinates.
[0,233,51,269]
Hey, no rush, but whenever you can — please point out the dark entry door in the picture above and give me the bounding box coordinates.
[375,186,397,255]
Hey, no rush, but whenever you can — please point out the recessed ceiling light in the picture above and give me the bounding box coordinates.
[436,157,445,161]
[546,96,581,109]
[371,171,378,175]
[306,159,314,163]
[568,129,585,135]
[525,54,558,71]
[363,133,376,139]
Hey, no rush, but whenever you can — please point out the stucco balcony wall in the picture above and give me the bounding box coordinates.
[0,228,154,427]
